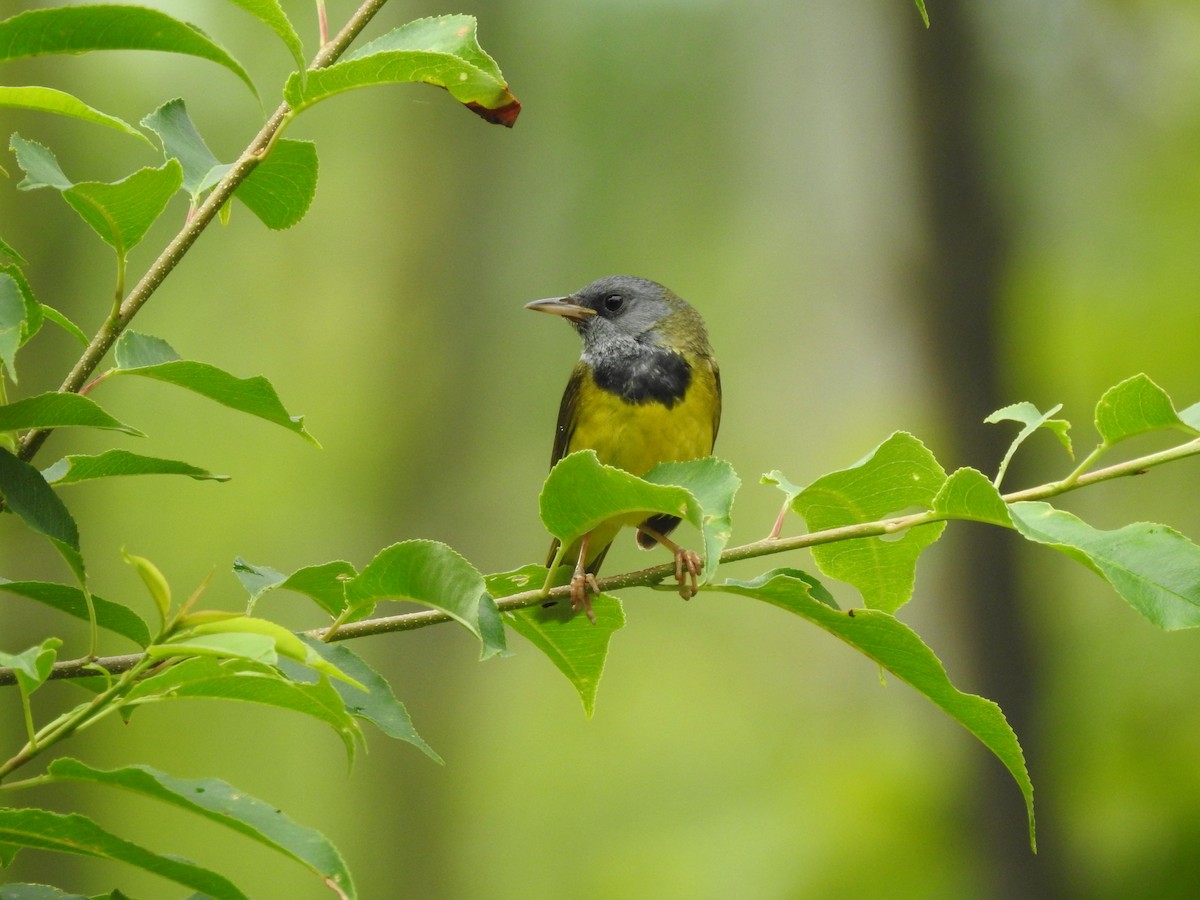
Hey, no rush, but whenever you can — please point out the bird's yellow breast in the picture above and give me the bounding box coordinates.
[567,359,718,476]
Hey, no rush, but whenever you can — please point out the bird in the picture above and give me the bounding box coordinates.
[526,274,721,622]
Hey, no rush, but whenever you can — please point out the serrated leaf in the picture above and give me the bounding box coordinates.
[235,139,317,230]
[714,568,1035,850]
[277,561,356,616]
[794,432,948,613]
[0,273,25,380]
[345,540,505,659]
[123,656,360,759]
[38,304,88,346]
[540,449,695,554]
[0,447,79,550]
[284,14,520,127]
[1094,374,1198,446]
[643,457,739,583]
[291,637,442,762]
[1010,501,1200,630]
[0,637,62,695]
[0,236,27,265]
[47,759,354,899]
[0,265,44,381]
[0,580,150,647]
[0,6,257,98]
[0,391,143,435]
[141,99,222,199]
[494,565,623,717]
[0,884,87,899]
[43,449,229,485]
[8,135,72,190]
[232,557,286,607]
[63,161,183,256]
[0,86,150,144]
[931,467,1014,527]
[112,331,317,445]
[224,0,304,70]
[985,401,1072,487]
[0,806,248,899]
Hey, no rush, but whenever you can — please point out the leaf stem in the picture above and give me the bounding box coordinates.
[7,434,1198,686]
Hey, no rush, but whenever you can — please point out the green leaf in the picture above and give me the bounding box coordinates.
[0,884,87,899]
[38,304,88,346]
[185,616,364,689]
[0,391,143,435]
[47,759,354,899]
[0,447,79,550]
[235,139,318,230]
[345,540,505,659]
[141,99,223,199]
[281,561,356,616]
[914,0,930,27]
[540,449,696,555]
[121,549,171,626]
[931,467,1014,527]
[43,449,230,485]
[1010,501,1200,630]
[793,432,948,613]
[123,656,360,759]
[643,456,740,583]
[1094,374,1199,446]
[0,273,26,380]
[0,86,150,144]
[292,637,443,763]
[232,557,286,606]
[0,236,27,265]
[0,806,248,899]
[714,568,1035,850]
[984,401,1072,487]
[0,637,61,695]
[112,331,318,445]
[8,134,72,190]
[760,468,805,504]
[0,265,43,380]
[63,162,183,256]
[494,565,623,717]
[284,14,520,127]
[0,580,150,647]
[1180,401,1200,431]
[223,0,305,70]
[0,6,257,98]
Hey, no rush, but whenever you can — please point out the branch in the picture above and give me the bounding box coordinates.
[6,435,1196,686]
[15,0,391,464]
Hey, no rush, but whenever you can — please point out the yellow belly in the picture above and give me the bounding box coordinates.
[567,371,717,476]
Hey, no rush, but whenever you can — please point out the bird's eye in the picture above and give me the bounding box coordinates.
[603,294,624,313]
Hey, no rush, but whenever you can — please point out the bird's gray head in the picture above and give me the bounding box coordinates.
[525,275,675,350]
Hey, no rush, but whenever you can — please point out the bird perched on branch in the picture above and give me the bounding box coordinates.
[526,275,721,621]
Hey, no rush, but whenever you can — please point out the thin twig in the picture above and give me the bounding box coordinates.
[6,435,1197,686]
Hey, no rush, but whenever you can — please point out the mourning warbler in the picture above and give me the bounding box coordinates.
[526,275,721,621]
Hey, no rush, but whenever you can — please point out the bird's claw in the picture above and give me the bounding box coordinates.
[570,572,599,623]
[674,548,702,600]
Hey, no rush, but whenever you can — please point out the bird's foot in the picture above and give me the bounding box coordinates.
[569,572,599,623]
[638,526,703,600]
[673,547,702,600]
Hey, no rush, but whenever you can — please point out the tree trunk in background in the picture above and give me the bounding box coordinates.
[907,5,1055,897]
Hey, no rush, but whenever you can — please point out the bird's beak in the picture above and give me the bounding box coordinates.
[525,296,597,322]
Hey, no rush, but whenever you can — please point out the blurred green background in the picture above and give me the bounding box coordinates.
[3,0,1200,897]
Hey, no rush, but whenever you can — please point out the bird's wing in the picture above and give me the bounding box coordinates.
[550,361,587,468]
[709,356,723,449]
